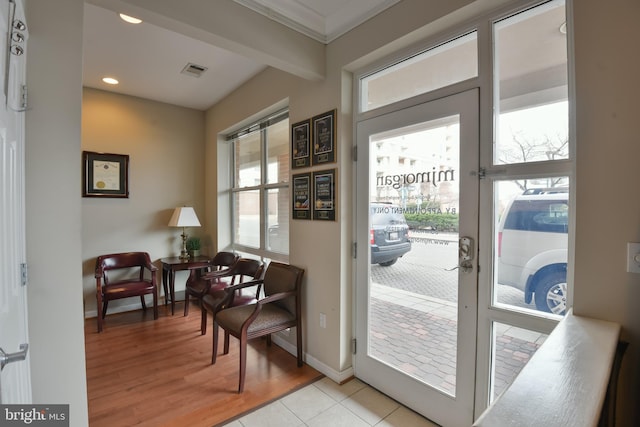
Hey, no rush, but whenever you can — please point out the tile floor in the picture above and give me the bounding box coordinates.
[221,377,439,427]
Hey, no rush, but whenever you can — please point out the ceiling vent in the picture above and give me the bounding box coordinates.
[181,63,208,78]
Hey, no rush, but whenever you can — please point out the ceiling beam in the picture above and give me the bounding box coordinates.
[86,0,326,81]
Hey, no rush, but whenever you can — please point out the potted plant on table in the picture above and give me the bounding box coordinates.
[186,236,201,258]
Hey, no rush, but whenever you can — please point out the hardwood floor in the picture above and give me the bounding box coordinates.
[85,302,323,427]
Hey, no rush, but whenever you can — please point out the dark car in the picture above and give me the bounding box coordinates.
[370,203,412,266]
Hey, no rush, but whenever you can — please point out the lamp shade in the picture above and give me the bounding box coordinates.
[168,207,201,227]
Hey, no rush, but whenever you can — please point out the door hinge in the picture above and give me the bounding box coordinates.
[352,338,357,355]
[20,263,27,286]
[352,242,357,259]
[478,167,507,180]
[20,84,28,110]
[352,146,358,162]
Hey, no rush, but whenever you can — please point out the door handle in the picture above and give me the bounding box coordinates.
[0,344,28,371]
[458,236,474,273]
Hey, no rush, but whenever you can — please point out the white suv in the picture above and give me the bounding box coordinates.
[497,188,568,315]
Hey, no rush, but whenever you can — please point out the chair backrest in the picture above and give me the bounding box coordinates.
[262,262,304,315]
[230,258,263,285]
[211,251,238,271]
[95,252,153,285]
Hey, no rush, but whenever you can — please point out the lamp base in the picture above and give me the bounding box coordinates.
[179,229,190,260]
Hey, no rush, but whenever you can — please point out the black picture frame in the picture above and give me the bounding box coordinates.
[292,172,312,220]
[312,109,336,165]
[291,119,311,169]
[313,169,336,221]
[82,151,129,198]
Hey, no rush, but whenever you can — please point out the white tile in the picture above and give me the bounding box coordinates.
[236,401,304,427]
[220,421,243,427]
[281,383,337,421]
[376,406,440,427]
[306,403,371,427]
[313,377,367,402]
[342,386,400,425]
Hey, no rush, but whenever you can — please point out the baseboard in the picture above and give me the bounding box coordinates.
[271,333,354,384]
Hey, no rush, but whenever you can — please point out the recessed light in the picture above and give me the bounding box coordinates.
[102,77,119,85]
[119,13,142,24]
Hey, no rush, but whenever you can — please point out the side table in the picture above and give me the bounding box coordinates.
[160,256,211,315]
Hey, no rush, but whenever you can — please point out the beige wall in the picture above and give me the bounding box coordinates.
[81,88,206,316]
[573,0,640,424]
[22,0,640,425]
[25,0,88,425]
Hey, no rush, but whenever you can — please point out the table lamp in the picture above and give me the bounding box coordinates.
[168,206,201,260]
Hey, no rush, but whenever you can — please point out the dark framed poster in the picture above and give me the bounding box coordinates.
[292,172,312,220]
[82,151,129,198]
[291,119,311,169]
[313,169,336,221]
[312,109,336,165]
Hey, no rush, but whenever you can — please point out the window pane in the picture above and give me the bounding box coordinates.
[266,188,289,253]
[361,32,477,112]
[491,322,547,402]
[493,178,569,316]
[235,132,261,187]
[234,190,260,248]
[266,119,289,185]
[493,0,568,164]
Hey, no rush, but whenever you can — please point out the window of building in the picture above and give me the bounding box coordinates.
[228,110,289,259]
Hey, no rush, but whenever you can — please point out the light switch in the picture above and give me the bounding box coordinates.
[627,243,640,273]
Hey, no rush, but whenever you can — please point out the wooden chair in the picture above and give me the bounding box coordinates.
[213,261,304,393]
[95,252,158,332]
[200,258,263,336]
[183,251,238,317]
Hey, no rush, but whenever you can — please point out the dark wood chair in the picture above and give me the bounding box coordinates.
[95,252,158,333]
[213,261,304,393]
[200,258,263,336]
[183,251,238,317]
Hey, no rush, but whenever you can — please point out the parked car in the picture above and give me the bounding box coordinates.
[370,203,412,266]
[497,188,569,314]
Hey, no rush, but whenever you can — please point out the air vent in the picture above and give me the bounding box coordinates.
[181,63,208,78]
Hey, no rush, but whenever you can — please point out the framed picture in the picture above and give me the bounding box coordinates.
[313,169,336,221]
[292,173,312,220]
[312,109,336,165]
[291,119,311,169]
[82,151,129,198]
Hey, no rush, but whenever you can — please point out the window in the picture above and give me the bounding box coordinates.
[229,110,289,258]
[360,32,478,112]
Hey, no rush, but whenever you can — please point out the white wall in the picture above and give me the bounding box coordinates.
[81,88,205,316]
[24,0,88,425]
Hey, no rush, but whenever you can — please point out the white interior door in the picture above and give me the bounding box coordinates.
[354,89,479,427]
[0,0,31,403]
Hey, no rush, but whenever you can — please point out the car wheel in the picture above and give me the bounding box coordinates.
[534,271,567,315]
[378,258,398,267]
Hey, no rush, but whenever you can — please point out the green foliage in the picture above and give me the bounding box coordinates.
[186,236,201,251]
[404,212,459,232]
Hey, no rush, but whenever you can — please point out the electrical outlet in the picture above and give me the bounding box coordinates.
[319,313,326,328]
[627,243,640,273]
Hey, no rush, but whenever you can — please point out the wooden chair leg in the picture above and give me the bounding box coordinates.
[212,322,219,364]
[296,325,303,367]
[97,296,103,333]
[140,295,147,311]
[200,307,207,335]
[238,336,247,393]
[153,291,158,320]
[223,331,230,355]
[184,293,190,316]
[266,334,272,346]
[102,301,108,319]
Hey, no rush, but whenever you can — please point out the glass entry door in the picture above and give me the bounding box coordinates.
[354,90,479,427]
